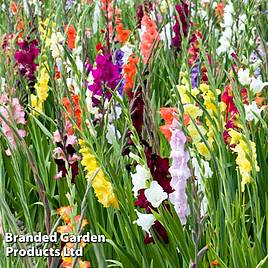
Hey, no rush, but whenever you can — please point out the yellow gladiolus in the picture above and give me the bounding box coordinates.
[79,139,119,209]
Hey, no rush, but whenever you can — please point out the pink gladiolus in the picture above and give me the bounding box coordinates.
[140,14,160,64]
[0,95,26,155]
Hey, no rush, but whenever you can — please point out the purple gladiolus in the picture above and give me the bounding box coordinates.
[191,63,199,89]
[115,49,125,96]
[87,53,121,106]
[65,0,76,11]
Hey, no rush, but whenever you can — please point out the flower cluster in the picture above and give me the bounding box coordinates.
[0,93,26,155]
[31,63,50,113]
[79,139,119,208]
[123,54,139,99]
[104,1,130,44]
[52,130,80,180]
[115,49,125,96]
[136,1,153,28]
[215,2,224,23]
[221,84,240,144]
[216,1,234,55]
[50,31,64,59]
[65,24,76,50]
[131,161,170,244]
[57,206,90,268]
[177,74,212,160]
[188,31,210,88]
[140,14,160,64]
[87,52,121,106]
[126,88,171,243]
[159,107,177,141]
[199,83,223,146]
[217,2,246,56]
[38,18,55,49]
[229,130,259,192]
[14,39,40,81]
[169,125,190,224]
[159,107,191,224]
[62,94,82,134]
[172,2,189,51]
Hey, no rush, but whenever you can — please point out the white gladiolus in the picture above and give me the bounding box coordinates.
[120,43,134,64]
[217,2,234,55]
[106,124,121,144]
[250,77,268,94]
[238,68,251,86]
[244,102,263,122]
[50,32,64,59]
[144,181,168,208]
[131,165,151,197]
[160,22,174,49]
[133,211,155,233]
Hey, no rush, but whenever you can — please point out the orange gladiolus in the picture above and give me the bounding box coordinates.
[215,2,224,22]
[61,256,73,268]
[211,260,220,266]
[10,1,18,15]
[74,215,89,228]
[55,66,61,79]
[62,94,82,134]
[183,113,190,126]
[123,55,139,97]
[116,25,130,44]
[104,2,130,44]
[78,260,91,268]
[57,206,73,223]
[159,125,172,141]
[255,96,265,106]
[160,107,176,124]
[66,25,76,49]
[140,14,160,63]
[57,225,73,234]
[101,0,110,10]
[159,108,181,141]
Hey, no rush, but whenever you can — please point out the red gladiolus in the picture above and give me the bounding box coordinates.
[123,55,139,99]
[66,24,76,49]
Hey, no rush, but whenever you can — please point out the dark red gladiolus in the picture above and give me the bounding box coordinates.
[172,2,189,51]
[144,221,169,244]
[144,146,173,194]
[130,87,144,137]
